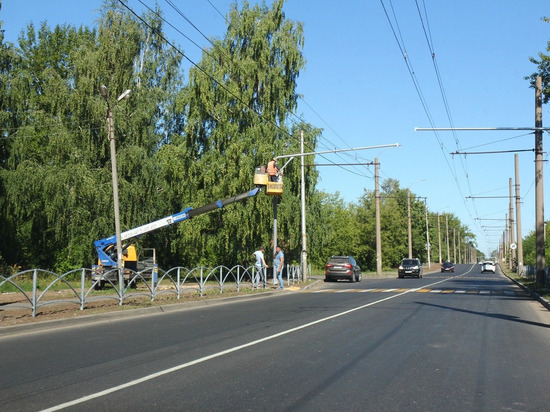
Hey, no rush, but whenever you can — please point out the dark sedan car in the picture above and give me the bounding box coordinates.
[325,256,362,282]
[441,261,455,272]
[398,258,423,278]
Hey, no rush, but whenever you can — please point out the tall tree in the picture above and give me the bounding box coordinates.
[526,17,550,102]
[173,0,313,266]
[0,1,183,271]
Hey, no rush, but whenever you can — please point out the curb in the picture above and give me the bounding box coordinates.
[500,268,550,311]
[0,280,321,337]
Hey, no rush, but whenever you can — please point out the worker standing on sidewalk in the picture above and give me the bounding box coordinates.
[273,245,284,289]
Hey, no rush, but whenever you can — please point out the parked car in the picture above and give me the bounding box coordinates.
[481,261,496,273]
[398,258,423,278]
[441,261,455,272]
[325,256,362,282]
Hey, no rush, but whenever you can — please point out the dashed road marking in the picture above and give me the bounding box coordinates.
[308,288,525,296]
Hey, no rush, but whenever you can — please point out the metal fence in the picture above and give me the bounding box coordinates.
[0,264,303,317]
[522,265,550,285]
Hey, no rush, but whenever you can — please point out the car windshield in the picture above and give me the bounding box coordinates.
[402,259,418,265]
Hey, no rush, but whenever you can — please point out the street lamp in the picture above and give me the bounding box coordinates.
[100,85,131,295]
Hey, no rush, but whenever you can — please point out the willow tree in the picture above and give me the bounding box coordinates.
[0,1,183,271]
[172,0,315,266]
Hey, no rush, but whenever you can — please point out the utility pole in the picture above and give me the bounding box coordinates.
[437,214,442,263]
[300,130,307,281]
[424,198,431,269]
[457,230,461,264]
[272,197,278,285]
[100,85,131,301]
[505,212,509,266]
[375,158,382,276]
[535,76,545,285]
[453,227,456,263]
[408,189,412,258]
[515,154,524,276]
[446,215,450,262]
[509,177,515,270]
[276,143,398,284]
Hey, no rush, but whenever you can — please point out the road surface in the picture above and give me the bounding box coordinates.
[1,263,550,411]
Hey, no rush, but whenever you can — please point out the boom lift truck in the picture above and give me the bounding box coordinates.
[91,165,283,290]
[92,188,264,289]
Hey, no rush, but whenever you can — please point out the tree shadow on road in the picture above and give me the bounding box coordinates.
[416,301,550,329]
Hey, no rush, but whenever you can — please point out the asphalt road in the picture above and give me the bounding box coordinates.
[2,264,550,411]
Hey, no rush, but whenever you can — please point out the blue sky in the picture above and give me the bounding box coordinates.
[2,1,549,257]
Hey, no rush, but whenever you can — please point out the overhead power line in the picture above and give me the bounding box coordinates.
[452,149,534,156]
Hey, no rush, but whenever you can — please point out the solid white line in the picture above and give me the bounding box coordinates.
[41,265,476,411]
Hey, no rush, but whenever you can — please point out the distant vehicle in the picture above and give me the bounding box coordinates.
[398,258,423,278]
[481,261,496,273]
[325,256,362,282]
[441,261,455,273]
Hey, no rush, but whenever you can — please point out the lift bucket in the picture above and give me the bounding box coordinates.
[266,180,283,196]
[254,166,268,185]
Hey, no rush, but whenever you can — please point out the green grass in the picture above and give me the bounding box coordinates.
[0,275,88,293]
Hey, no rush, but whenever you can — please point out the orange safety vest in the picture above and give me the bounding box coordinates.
[267,160,277,176]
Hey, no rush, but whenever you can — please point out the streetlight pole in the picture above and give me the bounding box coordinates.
[300,130,307,281]
[275,143,398,283]
[100,85,131,298]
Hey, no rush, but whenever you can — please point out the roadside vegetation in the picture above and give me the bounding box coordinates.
[9,1,550,278]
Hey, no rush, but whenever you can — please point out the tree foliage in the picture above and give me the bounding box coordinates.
[526,17,550,102]
[0,0,477,274]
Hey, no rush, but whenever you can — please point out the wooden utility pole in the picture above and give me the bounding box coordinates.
[535,76,545,285]
[375,158,382,276]
[515,154,524,276]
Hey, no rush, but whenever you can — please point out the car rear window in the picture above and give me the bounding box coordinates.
[328,257,351,265]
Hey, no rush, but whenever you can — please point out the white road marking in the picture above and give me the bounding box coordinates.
[41,266,476,411]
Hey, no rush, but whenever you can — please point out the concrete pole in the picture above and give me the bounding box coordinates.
[446,215,450,262]
[515,154,524,276]
[535,76,545,285]
[457,230,461,264]
[425,198,431,269]
[272,197,278,285]
[106,103,124,296]
[437,213,442,263]
[505,212,509,266]
[300,130,308,282]
[375,158,382,276]
[408,189,412,258]
[453,227,456,263]
[509,177,515,270]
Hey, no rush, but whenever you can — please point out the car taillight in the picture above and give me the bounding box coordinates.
[326,264,333,269]
[344,264,352,269]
